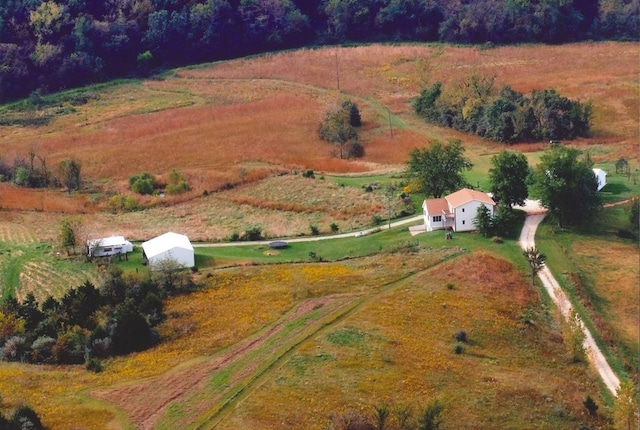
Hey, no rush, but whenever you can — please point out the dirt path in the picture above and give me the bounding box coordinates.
[92,294,359,429]
[518,200,621,395]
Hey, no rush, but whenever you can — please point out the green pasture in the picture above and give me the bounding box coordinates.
[0,241,99,302]
[535,204,638,390]
[193,213,527,276]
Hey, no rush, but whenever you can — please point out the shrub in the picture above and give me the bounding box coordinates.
[30,336,56,363]
[229,232,240,242]
[310,224,320,235]
[446,282,455,290]
[166,169,190,195]
[1,336,28,361]
[129,172,156,195]
[107,194,139,213]
[243,227,263,241]
[11,405,43,430]
[583,395,598,416]
[347,142,365,158]
[454,330,467,343]
[330,222,339,233]
[85,357,103,373]
[618,229,637,240]
[491,236,504,243]
[166,181,190,195]
[454,342,465,354]
[302,169,315,178]
[372,214,383,225]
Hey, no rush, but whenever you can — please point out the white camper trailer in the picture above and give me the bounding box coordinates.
[87,236,134,257]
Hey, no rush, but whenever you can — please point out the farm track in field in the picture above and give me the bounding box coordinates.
[93,248,463,429]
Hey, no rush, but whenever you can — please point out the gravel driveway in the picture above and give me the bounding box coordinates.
[518,200,620,395]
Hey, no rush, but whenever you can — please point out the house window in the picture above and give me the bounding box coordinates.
[433,215,442,222]
[462,208,465,212]
[462,220,465,225]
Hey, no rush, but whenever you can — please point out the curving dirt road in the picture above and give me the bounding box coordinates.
[517,200,621,395]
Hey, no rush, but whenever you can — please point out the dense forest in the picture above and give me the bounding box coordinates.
[0,0,638,102]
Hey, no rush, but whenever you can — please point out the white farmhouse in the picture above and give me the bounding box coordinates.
[142,232,195,268]
[422,188,496,232]
[593,168,607,191]
[87,236,134,257]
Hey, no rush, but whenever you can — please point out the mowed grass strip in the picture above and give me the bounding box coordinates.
[535,203,639,378]
[213,253,604,430]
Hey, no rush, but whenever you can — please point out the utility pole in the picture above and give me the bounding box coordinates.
[385,185,396,229]
[335,50,340,91]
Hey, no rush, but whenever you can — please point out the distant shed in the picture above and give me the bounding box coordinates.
[142,232,194,268]
[593,168,607,191]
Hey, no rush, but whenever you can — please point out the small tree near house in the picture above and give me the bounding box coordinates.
[473,204,493,237]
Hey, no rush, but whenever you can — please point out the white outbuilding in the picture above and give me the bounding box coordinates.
[593,168,607,191]
[87,236,134,257]
[142,232,194,268]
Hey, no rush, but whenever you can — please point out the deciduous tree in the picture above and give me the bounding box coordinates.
[523,247,545,285]
[489,150,529,207]
[613,380,639,430]
[59,216,82,254]
[532,145,601,228]
[562,308,586,363]
[406,139,472,198]
[58,158,82,193]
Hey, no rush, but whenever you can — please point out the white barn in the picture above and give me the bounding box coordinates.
[87,236,133,257]
[423,188,496,232]
[142,232,195,268]
[593,168,607,191]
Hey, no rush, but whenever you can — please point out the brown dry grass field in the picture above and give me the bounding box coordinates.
[0,42,637,241]
[0,42,637,429]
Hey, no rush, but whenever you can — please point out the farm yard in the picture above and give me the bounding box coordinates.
[0,42,637,429]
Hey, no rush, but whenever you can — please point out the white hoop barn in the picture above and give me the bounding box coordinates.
[142,232,195,269]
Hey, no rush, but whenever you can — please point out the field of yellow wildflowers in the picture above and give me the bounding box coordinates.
[0,248,606,429]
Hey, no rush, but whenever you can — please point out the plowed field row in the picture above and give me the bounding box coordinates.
[16,260,97,302]
[0,223,37,244]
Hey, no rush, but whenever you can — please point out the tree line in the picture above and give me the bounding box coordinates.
[0,150,82,193]
[413,76,592,143]
[0,0,638,102]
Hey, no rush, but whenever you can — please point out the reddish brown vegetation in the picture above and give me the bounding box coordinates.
[0,42,636,219]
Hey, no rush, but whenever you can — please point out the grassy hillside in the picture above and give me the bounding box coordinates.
[0,42,637,429]
[0,249,610,429]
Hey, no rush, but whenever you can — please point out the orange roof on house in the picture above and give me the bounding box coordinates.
[445,188,495,208]
[424,198,450,215]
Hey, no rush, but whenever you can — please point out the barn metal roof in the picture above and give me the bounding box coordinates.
[141,232,193,259]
